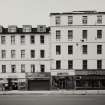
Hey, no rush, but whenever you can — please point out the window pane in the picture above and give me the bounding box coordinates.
[1,50,6,58]
[21,35,25,44]
[40,65,45,72]
[31,64,35,73]
[56,45,61,55]
[83,30,87,39]
[68,45,73,54]
[2,65,6,73]
[56,30,61,40]
[97,15,102,24]
[82,16,87,24]
[97,30,102,38]
[11,65,16,73]
[56,60,61,69]
[21,64,25,73]
[82,45,87,54]
[21,50,25,58]
[55,16,60,25]
[1,36,6,44]
[68,16,73,25]
[31,50,35,58]
[40,35,44,44]
[40,50,45,58]
[68,60,73,69]
[83,60,87,69]
[97,60,102,69]
[11,50,16,58]
[97,45,102,54]
[30,35,35,44]
[68,30,73,39]
[11,35,15,44]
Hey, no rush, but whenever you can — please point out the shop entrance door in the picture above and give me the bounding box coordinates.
[58,78,67,89]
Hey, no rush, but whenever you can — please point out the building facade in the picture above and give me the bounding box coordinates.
[50,11,105,89]
[0,11,105,90]
[0,25,51,90]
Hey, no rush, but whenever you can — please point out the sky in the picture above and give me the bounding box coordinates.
[0,0,105,27]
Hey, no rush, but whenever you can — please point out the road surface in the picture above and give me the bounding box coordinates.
[0,95,105,105]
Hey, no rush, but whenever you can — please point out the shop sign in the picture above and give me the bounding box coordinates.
[8,74,18,78]
[57,72,69,76]
[75,70,105,75]
[26,72,51,78]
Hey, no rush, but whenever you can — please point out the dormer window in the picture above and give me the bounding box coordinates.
[37,25,46,32]
[0,26,3,33]
[8,25,17,33]
[22,25,32,32]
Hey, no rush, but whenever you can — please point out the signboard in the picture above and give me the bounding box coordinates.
[57,72,69,76]
[26,72,51,79]
[75,70,105,75]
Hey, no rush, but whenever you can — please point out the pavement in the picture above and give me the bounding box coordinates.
[0,90,105,95]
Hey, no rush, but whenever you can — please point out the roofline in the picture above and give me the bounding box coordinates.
[50,11,105,16]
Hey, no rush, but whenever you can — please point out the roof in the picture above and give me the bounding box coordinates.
[0,27,50,34]
[50,11,105,16]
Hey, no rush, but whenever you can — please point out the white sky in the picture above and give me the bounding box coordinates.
[0,0,105,27]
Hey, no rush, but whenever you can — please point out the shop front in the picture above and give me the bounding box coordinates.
[0,73,26,91]
[75,70,105,89]
[51,71,75,89]
[26,72,51,90]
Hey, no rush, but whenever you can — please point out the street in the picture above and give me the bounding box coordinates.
[0,95,105,105]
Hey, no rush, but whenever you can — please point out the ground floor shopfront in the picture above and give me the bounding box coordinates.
[26,72,51,90]
[51,70,75,89]
[75,70,105,90]
[0,73,26,91]
[0,70,105,90]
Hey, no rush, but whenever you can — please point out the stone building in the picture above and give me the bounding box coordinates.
[50,11,105,89]
[0,25,51,90]
[0,10,105,90]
